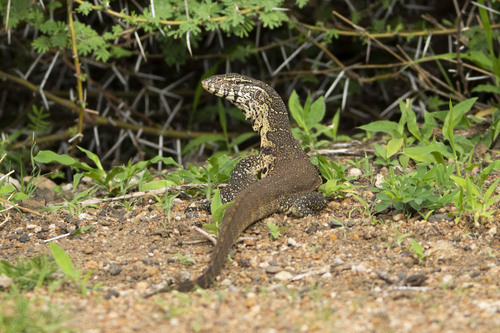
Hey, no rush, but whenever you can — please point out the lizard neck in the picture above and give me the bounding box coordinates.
[257,91,295,149]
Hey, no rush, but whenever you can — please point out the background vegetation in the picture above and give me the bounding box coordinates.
[1,0,498,173]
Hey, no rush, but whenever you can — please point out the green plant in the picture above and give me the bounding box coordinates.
[462,0,500,97]
[410,240,428,263]
[69,225,96,237]
[0,255,58,291]
[0,254,70,332]
[27,105,51,134]
[153,193,179,223]
[203,188,234,235]
[48,186,100,217]
[372,165,458,215]
[171,154,241,201]
[288,91,338,149]
[358,98,484,167]
[266,221,287,240]
[49,242,96,295]
[386,225,410,249]
[315,154,354,197]
[345,155,373,180]
[359,99,426,165]
[34,147,179,196]
[451,163,500,224]
[0,285,70,333]
[173,253,195,266]
[0,146,43,210]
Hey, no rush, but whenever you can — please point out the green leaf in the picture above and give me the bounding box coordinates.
[141,179,177,191]
[471,84,500,94]
[386,136,404,158]
[451,98,477,124]
[181,134,225,155]
[49,243,79,280]
[77,146,104,171]
[77,1,93,15]
[32,36,51,53]
[358,120,398,135]
[411,240,425,258]
[484,177,500,204]
[34,150,92,171]
[403,143,452,164]
[480,160,500,182]
[288,91,306,129]
[0,184,16,195]
[403,100,420,141]
[209,189,234,235]
[450,175,466,189]
[421,111,436,142]
[230,132,256,148]
[317,154,334,181]
[306,96,326,129]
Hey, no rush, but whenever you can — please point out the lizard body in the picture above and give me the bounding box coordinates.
[176,73,327,291]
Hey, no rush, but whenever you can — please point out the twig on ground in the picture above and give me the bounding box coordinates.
[192,226,217,246]
[291,265,331,281]
[0,198,43,216]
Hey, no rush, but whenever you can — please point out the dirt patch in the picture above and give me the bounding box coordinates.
[1,180,499,333]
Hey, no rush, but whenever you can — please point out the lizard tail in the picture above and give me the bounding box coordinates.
[175,187,279,291]
[177,170,320,291]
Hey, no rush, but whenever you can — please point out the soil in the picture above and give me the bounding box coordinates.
[1,154,499,333]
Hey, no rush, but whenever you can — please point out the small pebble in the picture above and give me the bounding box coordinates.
[265,266,281,274]
[275,271,292,281]
[347,168,362,178]
[0,274,12,290]
[18,234,30,243]
[287,238,298,247]
[351,264,367,273]
[135,281,149,291]
[333,258,344,266]
[393,213,404,222]
[374,174,385,188]
[442,274,453,284]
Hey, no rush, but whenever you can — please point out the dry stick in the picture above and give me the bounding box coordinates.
[73,0,258,26]
[0,71,240,149]
[0,198,43,216]
[50,183,221,207]
[0,214,11,229]
[299,19,500,39]
[333,11,435,88]
[452,0,469,96]
[72,0,500,40]
[333,11,470,102]
[395,45,435,90]
[294,25,360,82]
[291,265,331,281]
[67,0,86,143]
[191,226,217,246]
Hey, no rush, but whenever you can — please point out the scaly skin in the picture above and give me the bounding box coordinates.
[175,74,327,292]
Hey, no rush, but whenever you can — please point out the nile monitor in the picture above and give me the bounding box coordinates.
[172,73,327,292]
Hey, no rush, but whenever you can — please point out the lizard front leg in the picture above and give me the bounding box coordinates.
[220,154,267,203]
[186,155,266,213]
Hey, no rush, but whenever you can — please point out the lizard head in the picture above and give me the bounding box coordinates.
[202,73,272,137]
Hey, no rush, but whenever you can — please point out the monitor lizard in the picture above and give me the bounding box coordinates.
[169,73,327,292]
